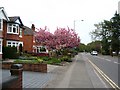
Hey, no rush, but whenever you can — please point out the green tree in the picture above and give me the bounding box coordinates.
[87,41,101,53]
[90,12,120,55]
[79,43,86,52]
[110,12,120,55]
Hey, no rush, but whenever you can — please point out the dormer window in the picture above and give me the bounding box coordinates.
[7,24,19,34]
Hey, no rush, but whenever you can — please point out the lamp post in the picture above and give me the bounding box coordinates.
[74,20,84,31]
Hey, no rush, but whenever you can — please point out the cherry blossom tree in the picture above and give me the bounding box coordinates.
[35,26,55,50]
[54,27,80,49]
[35,26,80,50]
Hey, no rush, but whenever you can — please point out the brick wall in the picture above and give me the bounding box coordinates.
[23,35,33,53]
[3,20,7,46]
[2,63,47,73]
[0,54,2,60]
[6,34,19,41]
[2,66,23,90]
[0,31,3,38]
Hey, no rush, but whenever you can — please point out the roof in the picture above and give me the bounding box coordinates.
[8,16,24,26]
[9,16,19,22]
[0,7,4,9]
[0,7,9,21]
[24,26,34,35]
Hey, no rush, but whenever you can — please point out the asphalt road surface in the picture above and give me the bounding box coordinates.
[84,53,120,87]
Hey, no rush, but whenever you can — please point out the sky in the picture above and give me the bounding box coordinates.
[0,0,120,44]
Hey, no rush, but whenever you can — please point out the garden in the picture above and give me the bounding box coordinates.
[13,48,78,65]
[2,27,80,72]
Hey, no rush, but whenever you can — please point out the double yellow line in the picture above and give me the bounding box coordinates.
[88,59,120,90]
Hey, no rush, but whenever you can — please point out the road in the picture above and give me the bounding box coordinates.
[84,53,120,87]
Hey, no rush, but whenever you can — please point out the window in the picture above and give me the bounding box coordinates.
[40,46,46,52]
[37,47,40,53]
[7,24,19,34]
[0,19,3,31]
[7,41,18,47]
[8,24,12,32]
[13,25,16,33]
[19,28,22,37]
[7,42,11,47]
[13,42,15,47]
[0,40,2,54]
[36,46,47,53]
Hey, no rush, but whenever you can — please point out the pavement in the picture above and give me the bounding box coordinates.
[45,53,109,88]
[1,53,110,89]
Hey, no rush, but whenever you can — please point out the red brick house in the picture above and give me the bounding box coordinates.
[0,7,9,59]
[22,24,34,53]
[0,7,48,59]
[0,7,26,59]
[23,24,48,54]
[22,24,48,54]
[3,16,24,48]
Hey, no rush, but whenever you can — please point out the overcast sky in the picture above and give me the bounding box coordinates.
[0,0,119,44]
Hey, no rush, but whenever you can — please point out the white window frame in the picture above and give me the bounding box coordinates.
[0,39,3,54]
[7,41,19,47]
[7,24,19,34]
[0,19,3,31]
[19,28,22,37]
[35,46,48,53]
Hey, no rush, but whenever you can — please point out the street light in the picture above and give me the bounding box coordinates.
[74,20,84,31]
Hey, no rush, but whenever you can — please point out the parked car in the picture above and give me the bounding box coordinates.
[112,51,116,55]
[91,51,98,55]
[112,51,120,56]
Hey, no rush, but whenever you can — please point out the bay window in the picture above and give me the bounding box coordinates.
[7,24,19,34]
[7,41,18,47]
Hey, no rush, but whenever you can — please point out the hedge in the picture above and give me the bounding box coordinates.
[2,46,19,59]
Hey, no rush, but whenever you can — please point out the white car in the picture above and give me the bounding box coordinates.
[91,51,98,55]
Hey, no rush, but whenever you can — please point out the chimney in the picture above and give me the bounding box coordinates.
[31,24,35,31]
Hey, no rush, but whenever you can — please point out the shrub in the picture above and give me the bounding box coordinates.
[59,56,71,62]
[14,59,39,64]
[2,46,19,59]
[37,58,43,63]
[40,56,50,61]
[47,57,61,64]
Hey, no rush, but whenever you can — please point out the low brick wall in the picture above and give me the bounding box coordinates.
[2,65,23,90]
[2,63,47,73]
[2,76,22,90]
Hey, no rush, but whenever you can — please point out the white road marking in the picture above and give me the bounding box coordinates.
[105,59,111,62]
[95,56,119,64]
[88,59,120,89]
[114,61,118,64]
